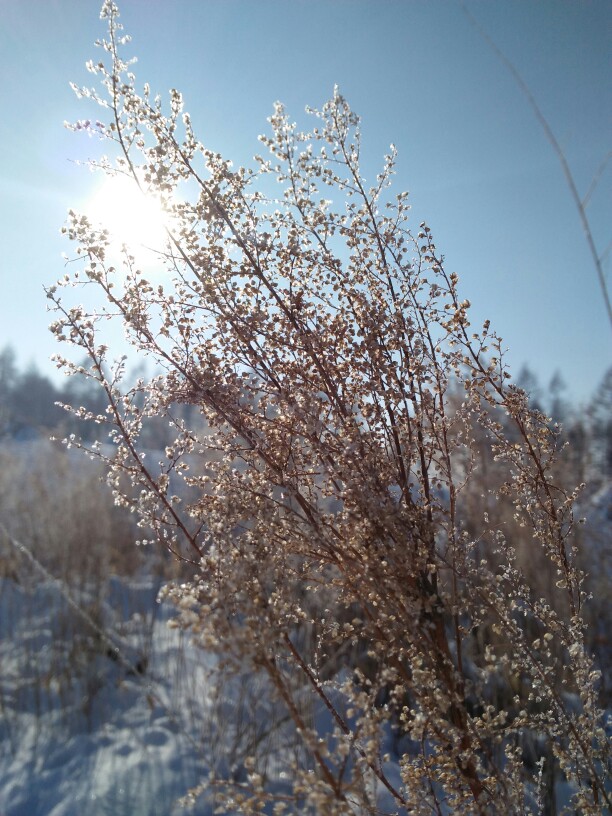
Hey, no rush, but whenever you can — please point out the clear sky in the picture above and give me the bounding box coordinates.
[0,0,610,403]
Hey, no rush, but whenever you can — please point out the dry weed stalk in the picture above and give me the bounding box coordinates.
[461,3,612,334]
[48,3,610,812]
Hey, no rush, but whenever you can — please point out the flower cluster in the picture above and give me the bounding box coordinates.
[49,4,610,813]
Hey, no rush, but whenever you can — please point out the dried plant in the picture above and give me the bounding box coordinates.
[48,3,610,812]
[461,3,612,335]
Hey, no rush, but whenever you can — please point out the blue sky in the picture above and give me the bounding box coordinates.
[0,0,610,402]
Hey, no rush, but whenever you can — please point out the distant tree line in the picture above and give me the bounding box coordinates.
[0,346,104,441]
[0,346,201,449]
[513,363,612,486]
[1,344,609,485]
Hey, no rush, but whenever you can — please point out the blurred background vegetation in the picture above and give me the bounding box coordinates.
[0,343,610,812]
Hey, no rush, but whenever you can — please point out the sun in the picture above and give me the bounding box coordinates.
[87,173,171,256]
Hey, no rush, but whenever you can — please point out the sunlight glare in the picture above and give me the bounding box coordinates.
[88,174,170,255]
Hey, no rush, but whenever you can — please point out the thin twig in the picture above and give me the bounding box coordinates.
[461,3,612,333]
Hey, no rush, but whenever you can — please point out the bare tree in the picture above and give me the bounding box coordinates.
[48,3,610,813]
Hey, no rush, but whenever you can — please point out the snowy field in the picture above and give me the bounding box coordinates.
[0,567,400,815]
[0,432,223,814]
[0,439,610,814]
[0,572,216,815]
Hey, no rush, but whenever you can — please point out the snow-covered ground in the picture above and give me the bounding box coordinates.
[0,438,609,814]
[0,438,296,815]
[0,571,216,815]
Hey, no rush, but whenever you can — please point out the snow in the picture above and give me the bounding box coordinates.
[0,572,214,815]
[0,443,609,814]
